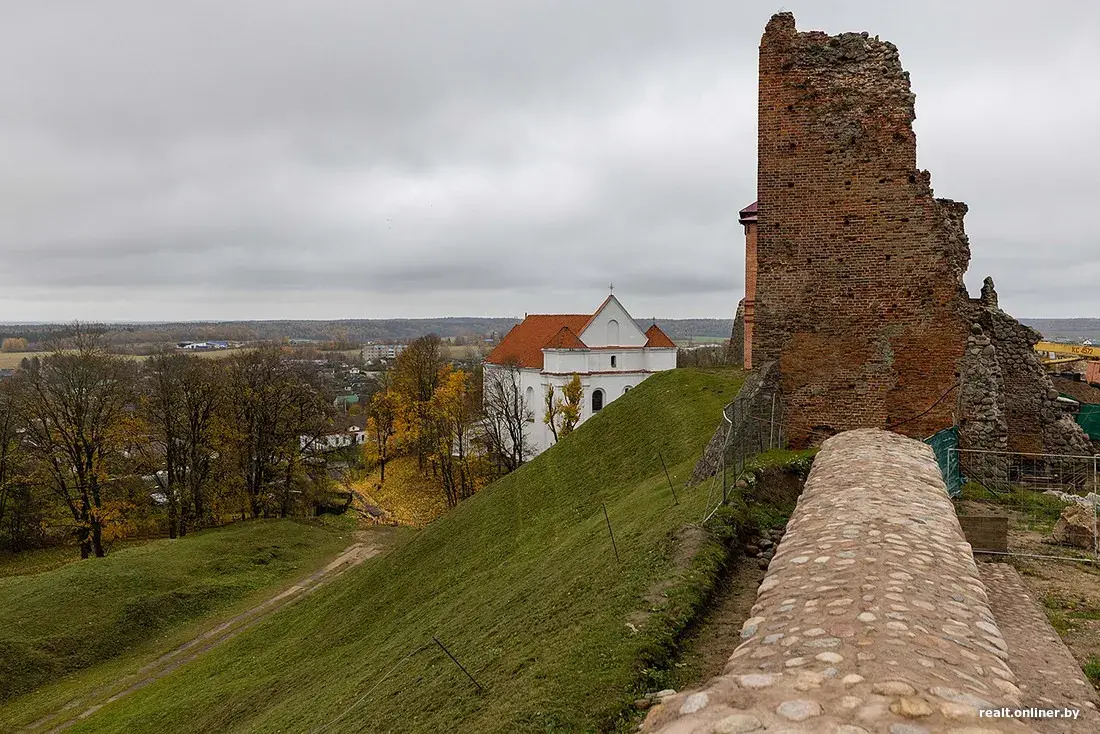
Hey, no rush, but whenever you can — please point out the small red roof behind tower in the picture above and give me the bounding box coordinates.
[739,201,758,225]
[644,324,676,348]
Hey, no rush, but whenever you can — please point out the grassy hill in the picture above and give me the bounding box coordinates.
[54,367,744,734]
[0,519,353,716]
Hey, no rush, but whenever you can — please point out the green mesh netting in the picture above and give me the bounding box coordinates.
[925,426,960,497]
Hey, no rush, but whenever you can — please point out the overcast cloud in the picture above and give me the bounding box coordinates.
[0,1,1097,322]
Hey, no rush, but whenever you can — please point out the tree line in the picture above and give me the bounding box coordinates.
[0,329,337,558]
[0,329,608,557]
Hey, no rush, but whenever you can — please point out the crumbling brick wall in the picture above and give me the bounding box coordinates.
[752,13,979,445]
[746,12,1091,453]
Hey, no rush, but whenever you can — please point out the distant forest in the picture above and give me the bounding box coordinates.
[0,318,735,348]
[5,317,1092,351]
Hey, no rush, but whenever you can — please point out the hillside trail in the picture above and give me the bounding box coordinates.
[25,525,401,734]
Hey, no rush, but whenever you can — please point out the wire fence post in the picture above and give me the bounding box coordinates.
[1094,455,1098,560]
[769,393,777,450]
[720,429,727,506]
[658,450,678,505]
[432,636,485,694]
[602,503,620,564]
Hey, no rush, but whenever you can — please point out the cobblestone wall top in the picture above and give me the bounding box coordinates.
[641,429,1036,733]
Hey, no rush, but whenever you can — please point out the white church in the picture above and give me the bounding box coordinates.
[483,294,678,457]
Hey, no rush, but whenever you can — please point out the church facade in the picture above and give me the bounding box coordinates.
[483,295,677,457]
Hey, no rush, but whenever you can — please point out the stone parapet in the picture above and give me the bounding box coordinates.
[642,429,1036,733]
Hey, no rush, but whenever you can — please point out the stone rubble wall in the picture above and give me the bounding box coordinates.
[642,429,1036,733]
[728,298,745,368]
[957,321,1009,454]
[689,362,779,486]
[746,13,1077,454]
[973,284,1092,455]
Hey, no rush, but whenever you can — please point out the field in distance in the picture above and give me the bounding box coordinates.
[0,349,246,369]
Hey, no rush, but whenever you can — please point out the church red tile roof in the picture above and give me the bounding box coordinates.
[485,314,591,368]
[486,311,679,369]
[644,324,677,348]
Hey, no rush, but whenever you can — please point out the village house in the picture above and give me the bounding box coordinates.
[483,294,677,457]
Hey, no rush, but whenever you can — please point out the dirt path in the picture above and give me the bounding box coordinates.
[24,526,400,734]
[669,558,767,689]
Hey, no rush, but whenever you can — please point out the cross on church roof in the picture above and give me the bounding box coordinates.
[609,282,614,295]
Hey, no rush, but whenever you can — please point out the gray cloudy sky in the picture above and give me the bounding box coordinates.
[1,1,1097,322]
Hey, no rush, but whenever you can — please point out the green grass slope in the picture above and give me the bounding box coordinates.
[66,368,744,734]
[0,519,352,705]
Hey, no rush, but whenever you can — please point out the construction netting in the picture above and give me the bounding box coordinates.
[1071,399,1100,440]
[925,426,961,497]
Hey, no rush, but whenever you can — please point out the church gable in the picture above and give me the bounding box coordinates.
[578,295,647,348]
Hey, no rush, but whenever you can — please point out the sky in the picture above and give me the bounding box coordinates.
[0,1,1097,322]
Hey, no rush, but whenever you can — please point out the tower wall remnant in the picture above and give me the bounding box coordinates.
[754,13,971,443]
[749,13,1079,450]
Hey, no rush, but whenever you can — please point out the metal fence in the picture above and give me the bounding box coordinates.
[949,447,1100,560]
[949,449,1099,495]
[703,390,784,522]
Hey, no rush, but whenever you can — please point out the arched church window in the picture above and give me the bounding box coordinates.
[611,355,617,368]
[592,388,604,412]
[525,386,535,421]
[623,386,632,394]
[607,319,619,344]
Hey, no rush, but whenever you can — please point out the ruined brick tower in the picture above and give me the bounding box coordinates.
[743,13,1091,454]
[753,12,969,441]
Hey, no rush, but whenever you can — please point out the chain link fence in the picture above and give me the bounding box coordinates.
[950,448,1100,560]
[703,390,784,522]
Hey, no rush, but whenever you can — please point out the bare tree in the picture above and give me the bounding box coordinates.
[18,328,138,558]
[223,346,332,518]
[278,363,331,518]
[543,384,559,444]
[140,353,222,537]
[0,381,23,546]
[482,358,533,473]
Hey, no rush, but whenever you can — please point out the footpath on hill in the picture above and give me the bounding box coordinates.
[20,525,401,734]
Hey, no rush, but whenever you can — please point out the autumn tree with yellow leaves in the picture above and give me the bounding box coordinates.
[429,367,480,508]
[366,387,400,483]
[543,374,583,443]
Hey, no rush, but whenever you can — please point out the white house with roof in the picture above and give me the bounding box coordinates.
[482,294,678,457]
